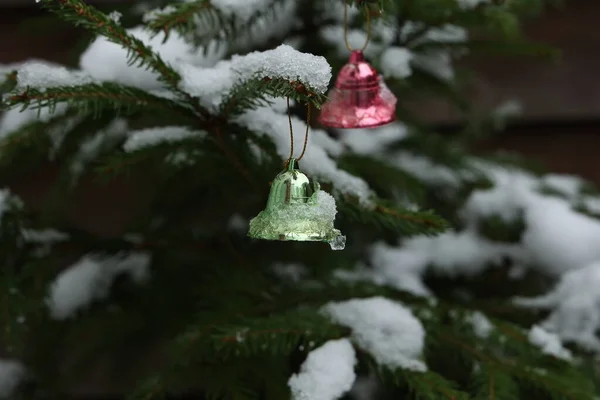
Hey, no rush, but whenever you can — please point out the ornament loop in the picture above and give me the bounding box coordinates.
[344,1,372,53]
[285,97,312,166]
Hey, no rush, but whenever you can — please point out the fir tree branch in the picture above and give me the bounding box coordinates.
[37,0,181,89]
[471,367,519,400]
[144,0,211,39]
[376,364,470,400]
[338,196,450,236]
[4,83,194,120]
[338,153,427,203]
[219,76,329,117]
[170,310,348,362]
[144,0,288,47]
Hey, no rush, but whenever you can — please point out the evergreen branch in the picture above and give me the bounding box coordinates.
[219,76,328,117]
[144,0,211,39]
[4,83,193,119]
[436,328,595,400]
[94,135,208,180]
[37,0,182,89]
[170,310,348,362]
[338,196,450,236]
[376,365,470,400]
[471,367,519,400]
[144,0,288,47]
[338,153,427,203]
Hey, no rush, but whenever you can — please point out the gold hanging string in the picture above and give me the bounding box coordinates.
[296,104,311,162]
[286,96,294,166]
[343,1,372,52]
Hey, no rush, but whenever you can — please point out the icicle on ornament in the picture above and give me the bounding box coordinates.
[318,2,396,129]
[247,101,346,250]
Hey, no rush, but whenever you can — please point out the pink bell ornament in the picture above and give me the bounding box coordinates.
[318,50,397,129]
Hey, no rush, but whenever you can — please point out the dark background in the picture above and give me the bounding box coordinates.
[3,0,600,182]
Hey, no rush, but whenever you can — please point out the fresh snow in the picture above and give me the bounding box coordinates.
[457,0,491,8]
[225,0,299,51]
[380,47,413,79]
[108,10,123,24]
[176,44,331,111]
[123,126,206,152]
[528,325,572,361]
[288,339,357,400]
[401,23,467,45]
[47,252,151,319]
[399,23,468,80]
[337,233,522,297]
[13,61,92,90]
[0,359,25,399]
[468,311,494,338]
[211,0,272,22]
[322,297,426,371]
[21,228,69,243]
[464,165,600,276]
[80,26,226,90]
[339,123,408,156]
[0,103,68,138]
[515,262,600,352]
[230,44,331,93]
[70,119,129,179]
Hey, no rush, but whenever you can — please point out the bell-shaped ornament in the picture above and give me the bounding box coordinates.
[248,158,346,250]
[319,50,397,129]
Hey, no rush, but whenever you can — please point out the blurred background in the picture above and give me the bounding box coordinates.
[2,0,599,182]
[1,1,599,397]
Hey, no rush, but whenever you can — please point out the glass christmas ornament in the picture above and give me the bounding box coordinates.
[318,50,397,129]
[248,158,346,250]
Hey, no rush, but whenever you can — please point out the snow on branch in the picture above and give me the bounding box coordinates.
[321,297,426,372]
[4,82,192,120]
[47,252,151,319]
[528,325,572,361]
[80,26,225,91]
[0,359,25,399]
[288,339,357,400]
[123,126,206,152]
[37,0,182,90]
[515,262,600,352]
[144,0,289,38]
[175,44,331,111]
[11,62,92,91]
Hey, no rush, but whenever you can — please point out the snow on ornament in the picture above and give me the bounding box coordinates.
[247,158,346,250]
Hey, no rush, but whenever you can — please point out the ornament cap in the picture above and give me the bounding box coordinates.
[348,50,365,63]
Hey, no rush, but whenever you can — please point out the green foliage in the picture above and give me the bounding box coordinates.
[1,0,595,399]
[4,82,194,120]
[37,0,182,89]
[338,196,450,237]
[338,153,427,203]
[145,0,288,49]
[219,76,328,117]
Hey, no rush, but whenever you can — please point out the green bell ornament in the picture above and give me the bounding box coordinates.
[248,158,346,250]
